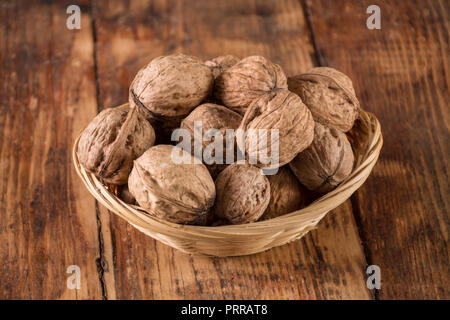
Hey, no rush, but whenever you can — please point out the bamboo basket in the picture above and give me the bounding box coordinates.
[73,103,382,257]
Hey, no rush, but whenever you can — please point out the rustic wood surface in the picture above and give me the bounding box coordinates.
[0,0,448,299]
[0,0,102,299]
[305,0,449,299]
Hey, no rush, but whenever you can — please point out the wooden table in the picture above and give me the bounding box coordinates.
[0,0,448,299]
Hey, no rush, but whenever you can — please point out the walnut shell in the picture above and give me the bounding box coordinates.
[238,89,315,168]
[214,55,288,115]
[77,107,155,185]
[214,163,270,224]
[180,103,242,178]
[128,145,215,225]
[289,122,354,193]
[260,166,307,220]
[205,55,240,79]
[288,67,360,132]
[129,53,213,129]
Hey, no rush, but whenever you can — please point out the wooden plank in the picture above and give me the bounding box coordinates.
[0,1,103,299]
[92,0,372,299]
[305,0,449,298]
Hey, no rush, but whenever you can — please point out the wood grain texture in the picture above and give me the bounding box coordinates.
[2,0,446,300]
[0,0,103,299]
[92,0,371,299]
[304,0,449,299]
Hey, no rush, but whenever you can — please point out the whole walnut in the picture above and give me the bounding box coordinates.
[238,89,315,168]
[77,107,155,185]
[128,145,216,225]
[205,55,240,79]
[180,103,242,178]
[289,122,354,193]
[214,55,288,115]
[260,166,307,220]
[129,53,213,129]
[288,67,360,132]
[214,163,270,224]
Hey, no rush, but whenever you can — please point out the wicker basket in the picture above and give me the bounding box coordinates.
[73,103,382,257]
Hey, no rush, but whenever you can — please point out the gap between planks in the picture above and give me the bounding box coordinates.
[89,0,109,300]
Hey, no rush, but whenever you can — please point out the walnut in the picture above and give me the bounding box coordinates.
[214,163,270,224]
[289,122,354,193]
[238,89,315,168]
[205,55,240,79]
[288,67,360,132]
[214,55,288,115]
[128,145,215,225]
[77,107,155,185]
[129,53,213,130]
[180,103,242,178]
[260,166,307,220]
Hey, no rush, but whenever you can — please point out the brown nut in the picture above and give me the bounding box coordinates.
[128,145,215,225]
[214,163,270,224]
[289,122,354,193]
[205,55,240,79]
[77,107,155,185]
[288,67,360,132]
[260,166,307,220]
[238,89,315,168]
[180,103,242,178]
[214,55,288,115]
[129,53,213,129]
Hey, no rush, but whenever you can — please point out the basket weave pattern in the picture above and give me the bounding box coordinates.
[73,105,382,257]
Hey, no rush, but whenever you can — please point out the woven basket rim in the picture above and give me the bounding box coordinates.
[72,103,382,255]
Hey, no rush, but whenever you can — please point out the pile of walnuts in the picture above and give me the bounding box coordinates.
[78,54,360,226]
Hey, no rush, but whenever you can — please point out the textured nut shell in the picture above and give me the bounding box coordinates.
[214,163,270,224]
[180,103,242,178]
[129,53,213,128]
[261,167,307,220]
[288,67,360,132]
[205,55,240,79]
[77,107,155,185]
[239,89,315,168]
[128,145,215,225]
[214,56,288,115]
[289,122,354,193]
